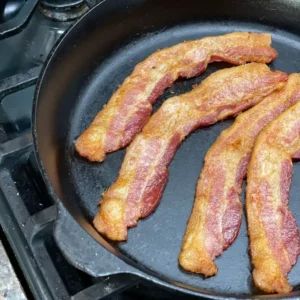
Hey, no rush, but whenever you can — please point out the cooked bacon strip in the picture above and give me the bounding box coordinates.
[246,101,300,294]
[93,63,287,241]
[75,32,278,162]
[179,74,300,277]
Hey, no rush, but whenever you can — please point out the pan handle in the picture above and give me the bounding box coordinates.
[54,202,141,278]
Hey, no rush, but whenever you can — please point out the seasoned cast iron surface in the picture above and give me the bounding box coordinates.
[65,22,300,294]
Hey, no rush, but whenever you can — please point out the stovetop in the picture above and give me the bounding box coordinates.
[0,1,197,299]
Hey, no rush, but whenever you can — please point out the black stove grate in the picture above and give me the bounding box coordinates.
[0,0,38,38]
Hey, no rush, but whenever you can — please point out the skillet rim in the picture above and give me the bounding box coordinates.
[31,0,300,298]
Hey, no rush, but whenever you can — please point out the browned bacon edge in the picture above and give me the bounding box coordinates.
[75,32,278,162]
[179,74,300,277]
[246,101,300,293]
[93,63,287,241]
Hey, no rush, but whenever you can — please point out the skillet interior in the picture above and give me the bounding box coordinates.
[34,0,300,297]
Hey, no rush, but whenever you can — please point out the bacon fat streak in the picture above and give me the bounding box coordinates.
[179,74,300,277]
[247,101,300,294]
[93,63,287,241]
[75,32,277,162]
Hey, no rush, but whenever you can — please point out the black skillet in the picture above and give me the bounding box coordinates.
[33,0,300,298]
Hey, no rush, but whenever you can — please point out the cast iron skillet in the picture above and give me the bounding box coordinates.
[33,0,300,298]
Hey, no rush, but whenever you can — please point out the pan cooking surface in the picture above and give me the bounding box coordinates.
[64,21,300,295]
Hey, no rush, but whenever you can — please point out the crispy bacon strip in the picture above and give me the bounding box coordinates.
[93,63,287,241]
[246,101,300,294]
[179,74,300,277]
[75,32,278,162]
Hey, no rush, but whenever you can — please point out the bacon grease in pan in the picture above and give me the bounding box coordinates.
[179,74,300,277]
[75,32,278,162]
[93,63,287,241]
